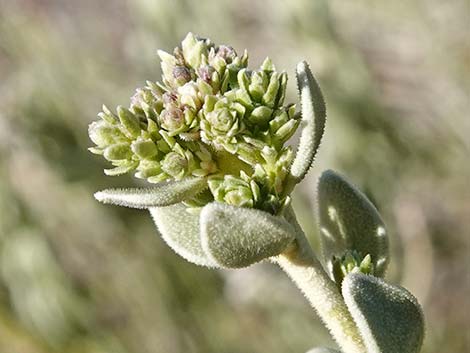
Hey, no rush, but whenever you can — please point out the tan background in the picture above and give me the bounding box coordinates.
[0,0,469,352]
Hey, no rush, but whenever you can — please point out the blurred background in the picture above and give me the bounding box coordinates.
[0,0,469,352]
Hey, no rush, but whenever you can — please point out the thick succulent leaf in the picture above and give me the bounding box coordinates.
[289,61,326,182]
[306,348,342,353]
[150,203,218,267]
[200,203,296,268]
[342,273,425,353]
[94,177,207,208]
[317,170,389,278]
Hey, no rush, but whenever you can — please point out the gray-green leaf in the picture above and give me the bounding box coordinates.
[317,170,389,279]
[94,177,207,208]
[342,273,424,353]
[200,203,296,268]
[289,61,326,183]
[150,203,218,267]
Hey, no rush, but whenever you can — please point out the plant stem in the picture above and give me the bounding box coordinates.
[274,206,366,353]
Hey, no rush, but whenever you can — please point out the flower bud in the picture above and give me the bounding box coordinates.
[131,137,159,159]
[162,92,178,105]
[216,45,237,63]
[178,82,203,110]
[208,175,258,208]
[117,106,141,138]
[173,66,192,86]
[262,72,280,108]
[157,50,177,85]
[162,151,189,179]
[201,97,246,150]
[249,71,269,102]
[247,106,273,127]
[198,65,216,83]
[181,32,210,70]
[135,159,162,180]
[160,107,185,133]
[88,120,125,147]
[104,143,132,161]
[332,250,375,287]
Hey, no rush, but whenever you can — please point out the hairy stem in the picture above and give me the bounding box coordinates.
[274,207,365,353]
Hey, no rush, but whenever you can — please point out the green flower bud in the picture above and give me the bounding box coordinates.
[249,71,269,102]
[268,105,299,147]
[88,120,125,147]
[104,143,132,161]
[262,72,280,108]
[208,174,260,208]
[157,49,177,87]
[247,106,273,127]
[162,152,188,178]
[177,82,204,110]
[332,250,375,288]
[201,96,246,150]
[160,144,199,180]
[235,60,286,112]
[130,85,164,119]
[181,32,211,70]
[100,104,119,124]
[135,159,162,181]
[260,57,275,71]
[117,106,141,138]
[131,137,159,159]
[253,146,294,194]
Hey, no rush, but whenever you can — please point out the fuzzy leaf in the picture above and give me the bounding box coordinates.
[200,203,295,268]
[342,273,424,353]
[150,203,218,267]
[318,170,389,278]
[94,177,207,208]
[289,61,326,182]
[306,348,341,353]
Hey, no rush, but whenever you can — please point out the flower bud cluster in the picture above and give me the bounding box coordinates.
[89,33,300,213]
[331,250,374,287]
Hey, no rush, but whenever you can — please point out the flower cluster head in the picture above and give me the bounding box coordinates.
[89,33,299,214]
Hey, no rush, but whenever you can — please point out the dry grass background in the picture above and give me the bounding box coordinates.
[0,0,469,352]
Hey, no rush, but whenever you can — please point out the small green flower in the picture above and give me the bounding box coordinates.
[161,147,195,179]
[236,58,288,110]
[200,95,246,152]
[331,250,375,288]
[208,172,261,208]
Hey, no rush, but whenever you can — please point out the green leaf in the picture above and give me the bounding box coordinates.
[342,273,425,353]
[150,203,218,267]
[94,177,207,208]
[306,348,341,353]
[289,61,326,183]
[200,203,295,268]
[317,170,389,279]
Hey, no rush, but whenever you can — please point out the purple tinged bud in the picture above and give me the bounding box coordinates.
[198,65,215,83]
[173,66,192,85]
[160,107,185,131]
[162,92,178,105]
[216,45,236,63]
